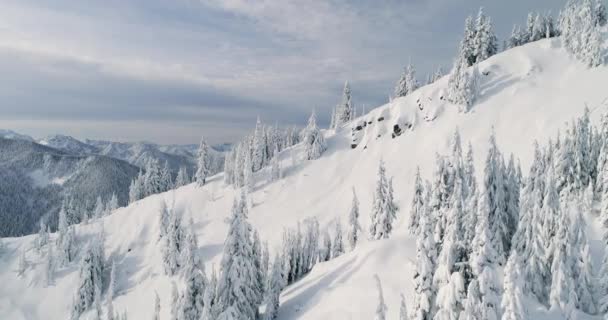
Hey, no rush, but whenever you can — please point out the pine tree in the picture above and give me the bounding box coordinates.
[196,136,210,186]
[252,117,266,171]
[333,81,353,128]
[216,193,259,320]
[409,167,425,235]
[347,187,362,250]
[394,67,409,98]
[447,50,476,111]
[175,167,190,188]
[178,224,206,320]
[569,200,596,314]
[252,230,265,305]
[319,229,332,262]
[264,254,283,320]
[331,220,344,259]
[36,220,49,252]
[460,279,482,320]
[411,197,437,320]
[160,161,173,191]
[501,253,526,320]
[303,110,327,160]
[549,199,574,311]
[244,149,254,193]
[163,205,184,276]
[159,201,171,239]
[94,196,105,218]
[108,260,117,299]
[108,193,119,214]
[483,132,510,264]
[434,271,465,320]
[470,191,500,320]
[373,275,388,320]
[72,242,105,318]
[369,160,397,240]
[44,244,55,286]
[270,147,281,182]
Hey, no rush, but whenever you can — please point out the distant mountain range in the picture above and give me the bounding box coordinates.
[0,130,230,236]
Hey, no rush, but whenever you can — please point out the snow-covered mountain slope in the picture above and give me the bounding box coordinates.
[2,36,608,320]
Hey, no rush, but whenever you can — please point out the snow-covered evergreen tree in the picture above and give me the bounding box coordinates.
[434,271,465,320]
[303,109,327,160]
[501,253,526,320]
[319,229,332,262]
[347,187,362,250]
[108,259,116,299]
[331,219,344,259]
[447,50,478,111]
[195,136,210,186]
[373,275,387,320]
[482,132,511,264]
[460,279,482,320]
[549,198,574,312]
[216,193,259,320]
[252,117,266,171]
[36,220,49,252]
[270,147,281,182]
[264,253,283,320]
[162,205,184,276]
[394,63,418,98]
[409,167,425,236]
[470,191,500,320]
[178,224,207,320]
[369,160,397,240]
[107,193,118,215]
[411,196,437,320]
[44,244,55,286]
[332,81,353,128]
[175,167,190,188]
[244,149,254,193]
[72,242,105,318]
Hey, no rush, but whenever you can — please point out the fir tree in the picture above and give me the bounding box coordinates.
[270,147,281,182]
[411,197,437,320]
[331,220,344,259]
[410,167,425,235]
[44,244,55,286]
[216,193,259,320]
[303,109,327,160]
[196,136,210,186]
[333,81,353,128]
[347,187,362,250]
[369,160,397,240]
[264,253,283,320]
[175,167,190,188]
[501,253,526,320]
[460,279,482,320]
[470,191,500,320]
[319,229,332,262]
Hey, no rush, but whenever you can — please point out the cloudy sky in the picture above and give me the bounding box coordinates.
[0,0,565,144]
